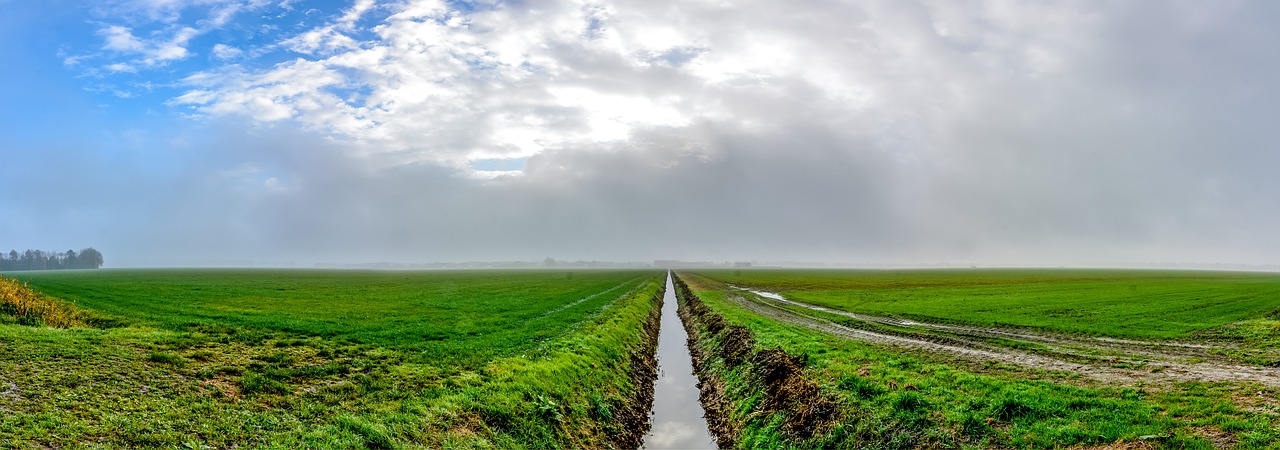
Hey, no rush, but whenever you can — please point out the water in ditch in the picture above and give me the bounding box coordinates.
[642,272,717,449]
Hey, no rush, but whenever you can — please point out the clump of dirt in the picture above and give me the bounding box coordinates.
[718,325,755,365]
[673,273,840,444]
[611,285,663,449]
[749,347,838,438]
[685,294,727,335]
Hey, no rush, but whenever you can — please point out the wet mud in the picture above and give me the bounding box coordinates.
[727,286,1280,388]
[672,274,841,446]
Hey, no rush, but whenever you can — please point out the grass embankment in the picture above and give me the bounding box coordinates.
[692,268,1280,339]
[673,272,1280,449]
[0,275,94,327]
[0,269,663,448]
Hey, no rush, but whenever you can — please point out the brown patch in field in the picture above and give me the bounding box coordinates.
[446,414,487,439]
[1193,425,1239,449]
[200,378,242,400]
[1229,387,1280,413]
[1067,441,1154,450]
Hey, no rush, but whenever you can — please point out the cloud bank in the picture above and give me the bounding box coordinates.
[8,0,1280,266]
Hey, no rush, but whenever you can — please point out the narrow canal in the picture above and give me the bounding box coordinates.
[642,272,717,449]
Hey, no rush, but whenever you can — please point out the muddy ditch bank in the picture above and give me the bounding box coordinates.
[612,281,663,449]
[672,273,840,447]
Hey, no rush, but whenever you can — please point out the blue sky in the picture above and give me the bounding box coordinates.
[2,1,339,131]
[3,0,1280,267]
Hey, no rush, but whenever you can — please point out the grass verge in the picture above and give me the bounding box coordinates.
[0,275,93,327]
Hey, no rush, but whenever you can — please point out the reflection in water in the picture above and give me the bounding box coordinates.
[642,273,717,449]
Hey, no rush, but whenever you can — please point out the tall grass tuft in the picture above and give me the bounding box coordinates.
[0,275,88,327]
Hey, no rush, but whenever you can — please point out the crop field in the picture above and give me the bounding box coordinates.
[0,269,664,448]
[673,269,1280,449]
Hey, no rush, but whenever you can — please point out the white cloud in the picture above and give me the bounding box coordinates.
[100,25,145,52]
[62,55,89,66]
[105,62,138,73]
[82,0,282,75]
[282,27,361,55]
[338,0,377,28]
[97,23,198,66]
[166,0,1257,184]
[93,0,276,24]
[45,0,1280,264]
[171,0,727,170]
[150,26,198,62]
[211,43,243,59]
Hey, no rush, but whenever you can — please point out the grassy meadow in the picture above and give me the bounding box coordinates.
[0,269,664,448]
[7,267,1279,448]
[689,268,1280,339]
[673,270,1280,449]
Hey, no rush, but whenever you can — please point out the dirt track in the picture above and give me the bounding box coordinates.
[725,287,1280,388]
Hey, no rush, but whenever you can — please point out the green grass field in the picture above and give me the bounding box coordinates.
[687,268,1280,338]
[673,270,1280,449]
[8,267,1279,448]
[0,269,664,448]
[9,269,655,367]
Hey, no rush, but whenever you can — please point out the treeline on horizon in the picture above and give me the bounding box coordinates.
[0,248,103,271]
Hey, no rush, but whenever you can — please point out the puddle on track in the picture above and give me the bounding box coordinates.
[642,273,717,449]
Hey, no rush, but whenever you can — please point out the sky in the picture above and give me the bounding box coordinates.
[2,0,1279,268]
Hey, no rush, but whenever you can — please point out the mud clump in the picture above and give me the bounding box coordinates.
[719,325,755,366]
[672,274,840,445]
[612,285,663,449]
[750,348,838,438]
[687,296,727,335]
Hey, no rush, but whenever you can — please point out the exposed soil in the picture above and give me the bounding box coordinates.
[737,286,1241,360]
[613,284,663,449]
[749,347,838,438]
[1191,425,1239,449]
[726,286,1280,388]
[673,275,841,447]
[677,281,738,449]
[0,378,20,412]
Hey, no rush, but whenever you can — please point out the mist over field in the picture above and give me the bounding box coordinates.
[3,0,1279,267]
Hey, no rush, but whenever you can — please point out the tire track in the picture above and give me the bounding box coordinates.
[539,275,650,318]
[723,289,1280,388]
[730,286,1230,362]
